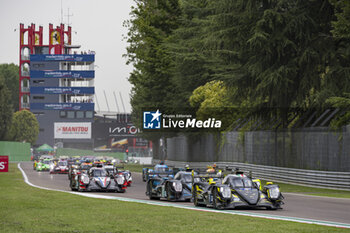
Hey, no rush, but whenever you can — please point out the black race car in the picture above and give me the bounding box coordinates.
[192,170,284,210]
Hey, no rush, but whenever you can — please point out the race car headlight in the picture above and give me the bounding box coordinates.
[220,186,231,199]
[268,187,280,199]
[172,182,182,192]
[116,176,124,185]
[81,175,90,184]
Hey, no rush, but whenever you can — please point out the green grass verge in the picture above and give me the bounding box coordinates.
[124,165,350,199]
[0,164,347,233]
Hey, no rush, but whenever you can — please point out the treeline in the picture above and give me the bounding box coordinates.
[125,0,350,133]
[0,63,39,144]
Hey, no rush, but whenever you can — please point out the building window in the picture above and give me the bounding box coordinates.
[67,111,75,119]
[33,96,45,99]
[59,111,67,118]
[85,111,93,119]
[76,111,84,119]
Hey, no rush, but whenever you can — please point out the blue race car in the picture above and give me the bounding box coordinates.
[146,171,196,201]
[142,163,172,182]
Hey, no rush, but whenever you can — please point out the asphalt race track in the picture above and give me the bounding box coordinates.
[20,162,350,225]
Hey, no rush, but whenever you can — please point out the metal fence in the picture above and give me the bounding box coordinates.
[0,141,31,161]
[153,159,350,191]
[162,126,350,172]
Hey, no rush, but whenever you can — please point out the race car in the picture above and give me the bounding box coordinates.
[104,165,132,187]
[114,165,132,186]
[35,159,51,171]
[146,171,195,201]
[192,170,284,210]
[142,163,172,182]
[70,167,127,192]
[50,160,69,174]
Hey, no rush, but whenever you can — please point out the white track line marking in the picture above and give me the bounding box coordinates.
[17,163,350,229]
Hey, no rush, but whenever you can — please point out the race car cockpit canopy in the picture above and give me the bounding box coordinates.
[90,169,107,177]
[223,175,254,188]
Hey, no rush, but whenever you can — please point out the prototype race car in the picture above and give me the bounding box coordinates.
[50,160,69,174]
[114,165,132,186]
[146,171,194,201]
[70,167,127,192]
[192,170,284,210]
[35,159,51,171]
[142,163,172,182]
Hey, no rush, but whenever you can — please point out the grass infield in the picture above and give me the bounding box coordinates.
[0,164,348,232]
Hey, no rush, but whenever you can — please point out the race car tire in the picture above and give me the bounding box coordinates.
[193,184,204,207]
[213,188,224,210]
[166,182,172,201]
[148,181,160,200]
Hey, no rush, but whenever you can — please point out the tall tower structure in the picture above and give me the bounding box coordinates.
[19,24,95,149]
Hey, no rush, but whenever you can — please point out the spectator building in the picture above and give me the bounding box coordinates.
[19,23,95,149]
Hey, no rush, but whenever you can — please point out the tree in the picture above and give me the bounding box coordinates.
[0,64,19,112]
[189,80,238,129]
[0,76,13,140]
[8,110,39,145]
[124,0,182,139]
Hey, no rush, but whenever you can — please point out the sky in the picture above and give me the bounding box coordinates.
[0,0,136,113]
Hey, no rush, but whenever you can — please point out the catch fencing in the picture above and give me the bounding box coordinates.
[0,141,31,161]
[153,159,350,191]
[161,126,350,172]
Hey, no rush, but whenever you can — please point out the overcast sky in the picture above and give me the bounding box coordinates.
[0,0,135,113]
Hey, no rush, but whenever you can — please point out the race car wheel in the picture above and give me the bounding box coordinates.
[193,184,203,207]
[166,183,172,201]
[148,181,160,200]
[213,188,223,210]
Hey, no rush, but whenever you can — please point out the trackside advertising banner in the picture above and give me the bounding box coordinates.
[0,156,9,172]
[54,122,91,139]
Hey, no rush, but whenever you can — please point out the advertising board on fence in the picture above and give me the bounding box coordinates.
[0,156,9,172]
[54,122,91,139]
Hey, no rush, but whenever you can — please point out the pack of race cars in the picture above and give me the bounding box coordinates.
[33,155,132,193]
[33,157,284,210]
[144,163,284,210]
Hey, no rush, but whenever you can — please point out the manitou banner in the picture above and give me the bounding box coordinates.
[0,156,9,172]
[54,122,91,139]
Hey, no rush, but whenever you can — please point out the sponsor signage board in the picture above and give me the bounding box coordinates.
[30,70,94,79]
[30,103,94,111]
[54,122,91,139]
[30,87,95,95]
[30,54,94,62]
[93,122,140,138]
[0,156,9,172]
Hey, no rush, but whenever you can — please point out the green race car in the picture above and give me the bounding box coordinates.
[36,159,51,171]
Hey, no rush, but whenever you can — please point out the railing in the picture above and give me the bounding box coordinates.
[153,159,350,191]
[21,87,30,92]
[21,103,30,109]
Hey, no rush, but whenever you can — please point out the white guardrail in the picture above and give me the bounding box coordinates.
[153,159,350,191]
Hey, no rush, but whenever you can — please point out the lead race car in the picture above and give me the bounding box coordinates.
[70,166,127,192]
[192,169,284,210]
